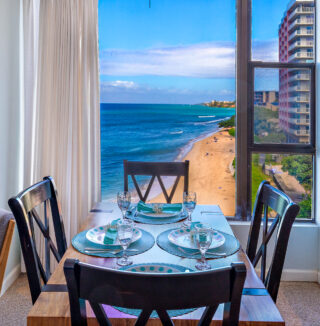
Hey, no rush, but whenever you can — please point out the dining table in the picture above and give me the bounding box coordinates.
[27,202,285,326]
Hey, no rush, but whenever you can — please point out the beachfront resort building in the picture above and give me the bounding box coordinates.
[278,0,314,143]
[254,91,279,111]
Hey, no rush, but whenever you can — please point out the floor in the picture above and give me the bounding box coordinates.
[0,274,320,325]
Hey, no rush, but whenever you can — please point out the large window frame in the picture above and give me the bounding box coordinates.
[236,0,316,221]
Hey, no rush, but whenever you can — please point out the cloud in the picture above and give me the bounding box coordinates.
[100,40,279,79]
[252,39,279,62]
[100,80,235,104]
[100,42,236,78]
[104,80,137,88]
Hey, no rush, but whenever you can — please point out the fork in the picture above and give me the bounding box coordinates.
[84,248,138,254]
[177,247,226,258]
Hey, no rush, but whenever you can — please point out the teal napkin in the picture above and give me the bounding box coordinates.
[103,219,120,245]
[137,201,182,215]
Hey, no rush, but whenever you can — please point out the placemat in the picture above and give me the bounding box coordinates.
[126,208,187,225]
[157,228,240,259]
[113,263,197,318]
[72,228,155,258]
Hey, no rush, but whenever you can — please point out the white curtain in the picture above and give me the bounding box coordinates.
[22,0,101,250]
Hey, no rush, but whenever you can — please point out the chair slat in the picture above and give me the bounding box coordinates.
[246,180,300,302]
[64,260,246,326]
[8,176,67,304]
[124,160,189,203]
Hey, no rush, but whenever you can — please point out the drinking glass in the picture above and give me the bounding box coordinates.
[194,225,213,270]
[117,219,134,266]
[183,191,197,227]
[117,191,131,219]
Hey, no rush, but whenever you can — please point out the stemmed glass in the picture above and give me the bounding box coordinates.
[117,219,134,266]
[194,225,213,270]
[183,191,197,228]
[117,191,131,219]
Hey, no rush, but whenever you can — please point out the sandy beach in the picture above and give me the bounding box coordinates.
[151,129,236,216]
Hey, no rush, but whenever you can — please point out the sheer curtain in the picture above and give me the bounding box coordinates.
[22,0,100,249]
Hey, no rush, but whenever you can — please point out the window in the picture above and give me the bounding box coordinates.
[236,0,316,220]
[99,0,237,216]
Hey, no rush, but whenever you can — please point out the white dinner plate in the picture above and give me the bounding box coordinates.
[168,228,225,250]
[86,225,142,247]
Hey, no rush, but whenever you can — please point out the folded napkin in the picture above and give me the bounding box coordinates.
[137,201,182,215]
[103,219,120,245]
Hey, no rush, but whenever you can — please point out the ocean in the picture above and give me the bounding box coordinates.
[101,103,235,201]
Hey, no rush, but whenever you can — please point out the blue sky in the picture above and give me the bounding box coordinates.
[99,0,288,104]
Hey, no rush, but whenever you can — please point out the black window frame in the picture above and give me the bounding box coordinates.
[236,0,316,222]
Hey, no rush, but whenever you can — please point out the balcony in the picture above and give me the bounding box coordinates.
[288,6,314,22]
[288,73,310,82]
[287,118,310,125]
[286,107,309,114]
[287,127,310,136]
[288,85,310,92]
[289,29,314,42]
[288,40,313,52]
[288,96,309,103]
[288,51,313,61]
[288,18,314,31]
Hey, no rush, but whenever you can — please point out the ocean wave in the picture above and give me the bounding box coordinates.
[198,115,216,118]
[170,130,183,135]
[193,118,226,126]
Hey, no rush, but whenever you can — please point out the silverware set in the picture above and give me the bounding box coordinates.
[177,246,226,258]
[84,248,139,255]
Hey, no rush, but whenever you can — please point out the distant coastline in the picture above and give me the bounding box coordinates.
[202,100,236,108]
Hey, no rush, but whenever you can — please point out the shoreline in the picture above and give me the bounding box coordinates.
[150,128,236,217]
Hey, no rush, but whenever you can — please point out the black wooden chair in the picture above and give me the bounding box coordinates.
[8,176,67,304]
[246,180,300,302]
[124,160,189,203]
[64,259,246,326]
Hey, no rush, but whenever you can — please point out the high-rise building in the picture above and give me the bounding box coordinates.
[278,0,314,143]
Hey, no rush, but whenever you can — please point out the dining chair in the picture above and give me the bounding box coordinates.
[64,259,246,326]
[0,209,15,293]
[8,176,67,304]
[124,160,189,203]
[246,180,300,302]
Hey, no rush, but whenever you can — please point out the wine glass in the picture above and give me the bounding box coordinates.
[183,191,197,228]
[117,191,131,219]
[117,219,134,266]
[194,225,213,270]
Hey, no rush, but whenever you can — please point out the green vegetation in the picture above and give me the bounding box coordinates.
[203,100,236,108]
[251,153,312,218]
[218,115,235,128]
[251,154,270,209]
[228,127,235,137]
[298,196,312,219]
[281,155,312,191]
[281,155,312,218]
[254,106,286,143]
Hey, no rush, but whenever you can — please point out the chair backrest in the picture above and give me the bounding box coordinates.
[246,180,300,302]
[0,210,15,293]
[64,259,246,326]
[8,176,67,304]
[124,160,189,203]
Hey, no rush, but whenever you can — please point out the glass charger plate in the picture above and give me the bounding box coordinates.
[127,207,187,225]
[86,225,142,247]
[168,227,225,250]
[113,263,196,318]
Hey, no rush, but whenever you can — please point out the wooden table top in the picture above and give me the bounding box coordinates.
[27,203,285,326]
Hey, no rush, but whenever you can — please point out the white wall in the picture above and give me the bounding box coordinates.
[0,0,22,295]
[316,0,320,283]
[231,222,319,282]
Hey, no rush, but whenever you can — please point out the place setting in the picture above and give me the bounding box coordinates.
[71,216,155,265]
[156,193,240,270]
[124,191,190,225]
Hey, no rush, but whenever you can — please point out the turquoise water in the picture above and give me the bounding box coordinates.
[101,103,235,200]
